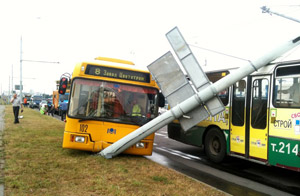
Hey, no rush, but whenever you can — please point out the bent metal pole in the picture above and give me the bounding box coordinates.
[100,35,300,159]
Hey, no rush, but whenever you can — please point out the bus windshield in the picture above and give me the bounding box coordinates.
[68,78,159,125]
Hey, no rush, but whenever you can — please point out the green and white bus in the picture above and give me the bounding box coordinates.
[168,59,300,171]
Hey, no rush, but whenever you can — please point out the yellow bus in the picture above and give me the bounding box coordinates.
[52,90,70,115]
[61,57,164,155]
[168,59,300,171]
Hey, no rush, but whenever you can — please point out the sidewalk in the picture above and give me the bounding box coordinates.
[0,105,4,196]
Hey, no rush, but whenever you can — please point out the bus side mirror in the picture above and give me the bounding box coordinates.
[59,77,68,95]
[158,93,165,107]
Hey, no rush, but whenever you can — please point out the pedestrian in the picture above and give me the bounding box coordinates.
[40,104,48,115]
[47,101,54,117]
[23,97,28,107]
[60,99,68,121]
[10,93,23,124]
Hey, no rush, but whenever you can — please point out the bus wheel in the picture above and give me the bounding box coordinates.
[204,127,226,163]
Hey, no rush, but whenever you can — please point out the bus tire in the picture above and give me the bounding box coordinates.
[204,127,226,163]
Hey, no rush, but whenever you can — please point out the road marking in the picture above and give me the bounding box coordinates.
[155,131,202,161]
[155,146,203,161]
[155,133,168,138]
[156,147,192,160]
[159,131,168,134]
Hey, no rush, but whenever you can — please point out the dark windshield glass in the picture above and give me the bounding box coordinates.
[68,79,159,125]
[32,96,43,101]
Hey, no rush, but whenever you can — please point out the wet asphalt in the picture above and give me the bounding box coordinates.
[148,127,298,196]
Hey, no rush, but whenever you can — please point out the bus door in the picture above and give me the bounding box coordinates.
[249,75,270,160]
[230,75,270,161]
[230,79,247,155]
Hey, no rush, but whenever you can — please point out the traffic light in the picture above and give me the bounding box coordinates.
[58,77,68,95]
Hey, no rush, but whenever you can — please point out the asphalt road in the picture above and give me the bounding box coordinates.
[148,126,300,196]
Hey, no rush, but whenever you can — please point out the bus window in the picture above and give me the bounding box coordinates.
[218,89,229,106]
[274,65,300,108]
[274,77,300,108]
[207,71,229,105]
[68,78,159,125]
[232,80,246,126]
[251,79,268,129]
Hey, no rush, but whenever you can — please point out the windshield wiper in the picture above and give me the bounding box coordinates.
[78,116,100,122]
[128,116,150,126]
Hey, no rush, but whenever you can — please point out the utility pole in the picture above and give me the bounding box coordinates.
[8,76,10,98]
[11,64,13,94]
[20,36,23,100]
[19,36,59,100]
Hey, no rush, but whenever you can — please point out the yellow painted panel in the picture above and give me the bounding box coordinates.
[269,108,300,139]
[62,131,95,151]
[249,129,268,159]
[198,111,229,130]
[230,125,246,154]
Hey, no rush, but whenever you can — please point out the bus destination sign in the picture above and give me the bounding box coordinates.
[85,64,150,83]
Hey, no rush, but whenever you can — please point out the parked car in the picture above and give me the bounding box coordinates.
[29,95,43,108]
[39,100,48,110]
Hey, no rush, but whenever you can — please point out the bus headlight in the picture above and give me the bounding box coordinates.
[135,142,145,148]
[75,136,85,143]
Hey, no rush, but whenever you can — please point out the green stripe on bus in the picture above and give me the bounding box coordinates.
[268,136,300,168]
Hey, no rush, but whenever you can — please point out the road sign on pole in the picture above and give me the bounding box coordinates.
[158,27,225,131]
[15,85,23,91]
[148,52,210,131]
[166,27,210,90]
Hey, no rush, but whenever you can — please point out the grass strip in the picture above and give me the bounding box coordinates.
[3,106,225,196]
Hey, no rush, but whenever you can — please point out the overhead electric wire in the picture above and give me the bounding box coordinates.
[189,44,250,62]
[189,5,300,65]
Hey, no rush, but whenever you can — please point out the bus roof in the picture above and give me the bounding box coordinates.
[94,57,135,65]
[206,59,300,76]
[78,60,149,73]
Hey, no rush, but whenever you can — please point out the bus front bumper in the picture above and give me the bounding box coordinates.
[62,131,154,155]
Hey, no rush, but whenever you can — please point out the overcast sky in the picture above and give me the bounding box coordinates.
[1,0,300,95]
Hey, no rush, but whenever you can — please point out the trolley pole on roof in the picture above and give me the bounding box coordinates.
[261,6,300,24]
[100,27,300,159]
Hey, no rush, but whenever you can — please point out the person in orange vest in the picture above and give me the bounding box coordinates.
[23,97,28,107]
